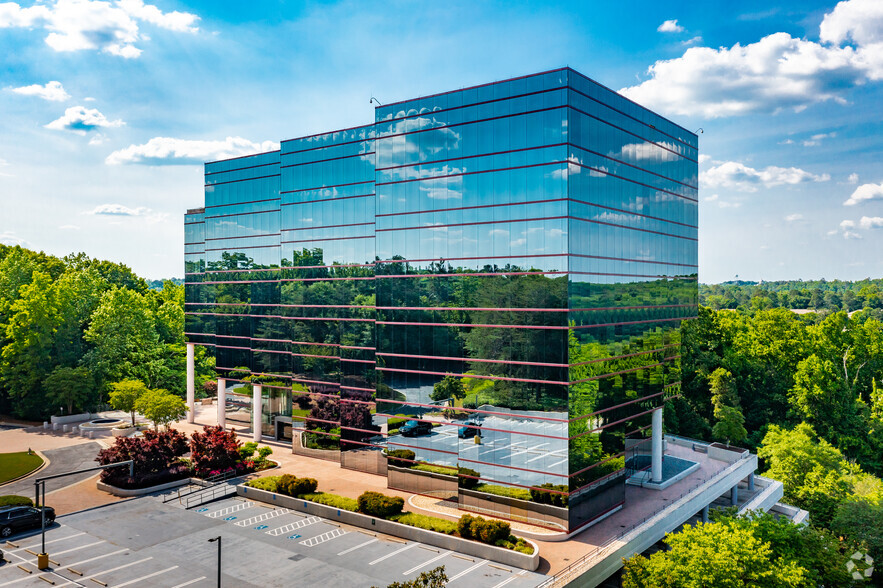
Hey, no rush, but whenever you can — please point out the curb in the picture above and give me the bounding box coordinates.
[0,450,51,491]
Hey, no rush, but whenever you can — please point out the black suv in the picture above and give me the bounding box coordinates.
[0,506,55,538]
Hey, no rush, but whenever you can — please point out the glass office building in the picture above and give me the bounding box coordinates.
[185,68,698,532]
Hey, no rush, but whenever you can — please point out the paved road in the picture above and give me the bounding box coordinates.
[2,442,104,499]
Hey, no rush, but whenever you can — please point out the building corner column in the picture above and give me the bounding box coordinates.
[253,384,263,442]
[186,342,195,424]
[651,407,663,483]
[217,378,226,430]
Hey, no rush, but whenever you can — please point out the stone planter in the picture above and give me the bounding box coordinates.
[237,485,540,570]
[112,426,137,438]
[98,476,194,497]
[51,413,93,425]
[708,442,749,463]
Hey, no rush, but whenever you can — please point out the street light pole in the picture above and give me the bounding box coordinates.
[208,536,221,587]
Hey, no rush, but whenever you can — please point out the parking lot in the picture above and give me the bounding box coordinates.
[0,494,548,587]
[388,415,569,488]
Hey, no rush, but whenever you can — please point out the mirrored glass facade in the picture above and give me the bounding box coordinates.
[185,68,698,532]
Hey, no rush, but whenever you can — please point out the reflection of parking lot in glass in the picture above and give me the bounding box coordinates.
[387,415,569,488]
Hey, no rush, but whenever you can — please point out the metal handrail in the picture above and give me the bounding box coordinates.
[536,453,751,588]
[162,469,238,503]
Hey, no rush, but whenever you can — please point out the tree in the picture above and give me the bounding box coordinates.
[430,375,465,402]
[95,428,188,488]
[831,499,883,570]
[189,425,243,477]
[44,366,93,415]
[758,423,851,526]
[109,380,149,426]
[373,566,447,588]
[622,519,809,588]
[135,388,187,430]
[712,404,747,447]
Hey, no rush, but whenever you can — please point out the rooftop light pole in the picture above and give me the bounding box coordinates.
[208,535,222,587]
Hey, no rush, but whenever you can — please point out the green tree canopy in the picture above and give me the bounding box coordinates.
[44,366,93,415]
[109,379,150,426]
[135,388,187,430]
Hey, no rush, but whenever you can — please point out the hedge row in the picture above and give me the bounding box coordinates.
[357,491,405,518]
[529,483,569,506]
[0,495,33,507]
[457,514,511,545]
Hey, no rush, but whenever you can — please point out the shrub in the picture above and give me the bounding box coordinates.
[391,512,457,535]
[457,514,476,539]
[458,514,509,545]
[386,449,416,468]
[96,428,189,488]
[300,492,359,511]
[276,474,318,497]
[358,491,405,518]
[457,467,481,489]
[246,476,280,492]
[529,483,569,506]
[0,495,33,507]
[189,425,243,477]
[495,536,534,554]
[475,483,532,501]
[239,442,259,461]
[257,446,273,459]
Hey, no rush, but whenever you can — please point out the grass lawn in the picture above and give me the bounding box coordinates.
[0,451,44,484]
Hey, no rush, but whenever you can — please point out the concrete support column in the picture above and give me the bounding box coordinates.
[747,472,755,491]
[651,407,663,483]
[730,484,739,505]
[252,384,262,443]
[217,378,226,430]
[701,505,709,523]
[186,343,195,424]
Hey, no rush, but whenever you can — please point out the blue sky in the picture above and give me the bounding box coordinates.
[1,0,881,283]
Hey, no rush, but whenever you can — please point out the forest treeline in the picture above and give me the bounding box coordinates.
[701,278,883,312]
[0,245,214,420]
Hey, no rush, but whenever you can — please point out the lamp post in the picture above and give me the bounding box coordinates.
[208,536,221,587]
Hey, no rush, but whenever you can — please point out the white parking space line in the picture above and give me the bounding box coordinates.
[52,540,105,557]
[402,550,451,575]
[526,454,547,463]
[113,565,178,587]
[206,503,252,518]
[14,532,86,553]
[447,559,488,582]
[300,528,347,547]
[548,458,568,468]
[337,537,377,556]
[460,445,480,451]
[171,578,207,588]
[0,549,130,587]
[491,570,527,588]
[234,508,290,526]
[266,516,321,536]
[54,557,153,588]
[368,542,417,565]
[531,443,549,450]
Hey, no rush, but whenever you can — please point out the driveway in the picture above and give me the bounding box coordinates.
[2,442,104,499]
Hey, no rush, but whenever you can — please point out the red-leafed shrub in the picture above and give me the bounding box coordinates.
[96,429,189,489]
[189,425,244,478]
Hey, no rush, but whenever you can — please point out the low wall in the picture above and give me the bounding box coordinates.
[50,413,93,425]
[293,432,341,462]
[237,485,539,571]
[459,487,568,531]
[97,476,196,497]
[708,443,749,463]
[387,465,457,501]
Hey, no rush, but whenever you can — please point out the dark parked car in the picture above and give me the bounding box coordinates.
[458,419,482,439]
[0,506,55,538]
[399,420,432,437]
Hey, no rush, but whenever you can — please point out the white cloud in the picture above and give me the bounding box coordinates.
[105,136,280,165]
[0,0,199,58]
[0,157,10,177]
[704,194,719,202]
[623,0,883,119]
[11,80,70,101]
[802,132,836,146]
[844,182,883,205]
[59,224,80,230]
[859,216,883,229]
[88,133,108,145]
[779,139,795,145]
[657,19,684,33]
[622,33,867,118]
[0,232,29,247]
[682,36,702,46]
[848,173,859,183]
[698,154,711,164]
[88,203,150,216]
[700,161,830,192]
[832,218,863,239]
[785,213,804,222]
[45,106,123,134]
[617,141,682,162]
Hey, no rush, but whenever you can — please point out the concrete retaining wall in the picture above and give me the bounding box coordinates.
[708,443,749,463]
[237,485,539,570]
